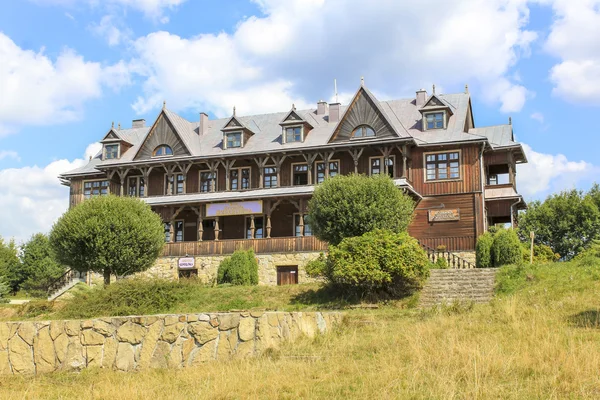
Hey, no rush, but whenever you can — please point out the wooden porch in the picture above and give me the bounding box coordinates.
[161,235,328,256]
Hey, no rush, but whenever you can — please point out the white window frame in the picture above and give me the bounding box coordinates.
[369,155,396,177]
[199,169,218,192]
[314,159,340,184]
[224,131,243,149]
[83,179,110,199]
[229,167,252,191]
[423,149,462,182]
[350,125,376,139]
[282,125,304,144]
[263,165,278,188]
[290,162,309,186]
[423,111,447,130]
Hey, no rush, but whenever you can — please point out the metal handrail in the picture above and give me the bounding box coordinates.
[419,242,475,269]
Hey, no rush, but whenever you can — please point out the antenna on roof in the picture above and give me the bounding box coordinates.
[432,84,436,94]
[465,84,469,94]
[509,116,512,125]
[334,78,338,103]
[360,76,364,87]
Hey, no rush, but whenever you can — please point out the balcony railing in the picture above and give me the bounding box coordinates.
[161,236,328,257]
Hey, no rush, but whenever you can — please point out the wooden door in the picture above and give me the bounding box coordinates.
[277,266,298,285]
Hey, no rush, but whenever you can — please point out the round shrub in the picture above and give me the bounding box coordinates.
[217,249,259,286]
[435,257,449,269]
[491,229,522,267]
[476,232,494,268]
[317,229,429,294]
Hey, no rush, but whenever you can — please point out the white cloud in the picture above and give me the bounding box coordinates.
[128,0,537,117]
[546,0,600,104]
[0,33,131,135]
[0,151,20,162]
[90,15,132,46]
[0,143,100,244]
[530,112,544,124]
[517,143,598,199]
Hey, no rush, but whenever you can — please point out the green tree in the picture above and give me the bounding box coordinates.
[475,232,494,268]
[518,188,600,260]
[308,174,414,245]
[21,233,67,293]
[217,249,259,286]
[491,228,522,267]
[0,236,23,293]
[49,195,165,285]
[306,230,429,294]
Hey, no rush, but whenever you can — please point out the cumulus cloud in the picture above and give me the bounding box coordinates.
[90,15,132,46]
[517,143,599,199]
[128,0,537,117]
[546,0,600,104]
[0,151,20,162]
[0,33,131,135]
[0,142,100,244]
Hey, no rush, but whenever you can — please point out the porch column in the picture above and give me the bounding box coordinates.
[208,161,219,192]
[347,148,364,174]
[299,214,304,237]
[250,215,256,239]
[302,153,318,185]
[169,220,175,243]
[140,166,154,197]
[266,215,272,239]
[214,217,220,241]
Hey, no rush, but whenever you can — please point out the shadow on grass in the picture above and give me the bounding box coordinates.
[568,310,600,329]
[290,284,416,309]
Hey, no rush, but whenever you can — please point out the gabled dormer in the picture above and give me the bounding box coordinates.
[221,107,255,149]
[100,123,132,161]
[279,105,313,144]
[419,91,454,131]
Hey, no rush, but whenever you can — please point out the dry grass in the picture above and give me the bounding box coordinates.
[1,262,600,399]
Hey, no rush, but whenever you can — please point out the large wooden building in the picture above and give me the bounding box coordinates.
[60,83,527,263]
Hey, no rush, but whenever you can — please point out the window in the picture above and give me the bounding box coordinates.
[425,112,444,130]
[200,171,217,192]
[292,164,308,186]
[352,125,375,138]
[315,160,339,184]
[84,180,109,199]
[245,216,264,239]
[230,167,251,190]
[127,176,145,197]
[153,145,173,157]
[264,167,277,188]
[425,151,460,181]
[369,156,395,177]
[104,144,119,160]
[294,214,312,237]
[164,221,184,242]
[285,126,302,143]
[175,174,184,194]
[225,132,242,148]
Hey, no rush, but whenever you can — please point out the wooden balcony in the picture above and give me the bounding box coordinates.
[161,236,328,257]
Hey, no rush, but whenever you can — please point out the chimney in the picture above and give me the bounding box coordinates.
[199,112,209,135]
[329,103,340,123]
[317,100,328,115]
[416,89,427,107]
[132,119,145,128]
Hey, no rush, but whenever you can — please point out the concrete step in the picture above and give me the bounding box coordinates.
[419,268,499,308]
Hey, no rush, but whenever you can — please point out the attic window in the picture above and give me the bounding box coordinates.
[153,145,173,157]
[284,126,302,143]
[104,144,119,160]
[352,125,375,138]
[425,112,444,130]
[225,132,242,148]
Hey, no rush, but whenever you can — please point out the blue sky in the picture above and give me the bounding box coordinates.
[1,0,599,242]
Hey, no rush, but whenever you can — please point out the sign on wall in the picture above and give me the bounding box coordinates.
[428,209,460,222]
[178,257,195,269]
[206,200,263,217]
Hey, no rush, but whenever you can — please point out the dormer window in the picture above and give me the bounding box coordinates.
[352,125,375,138]
[104,144,119,160]
[425,112,444,130]
[284,126,302,143]
[225,132,242,148]
[153,145,173,157]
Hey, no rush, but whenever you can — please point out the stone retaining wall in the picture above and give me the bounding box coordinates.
[0,311,342,375]
[142,251,324,285]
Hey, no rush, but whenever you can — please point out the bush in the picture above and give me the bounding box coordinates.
[521,243,558,264]
[309,230,429,295]
[476,232,494,268]
[217,249,259,286]
[574,240,600,267]
[21,233,67,292]
[0,277,10,303]
[491,229,522,267]
[308,174,414,245]
[16,300,55,318]
[435,257,449,269]
[50,195,165,285]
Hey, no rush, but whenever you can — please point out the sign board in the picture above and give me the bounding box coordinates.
[428,209,460,222]
[206,200,263,217]
[178,257,195,269]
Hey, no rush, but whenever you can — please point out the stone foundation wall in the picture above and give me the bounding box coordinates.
[0,311,342,375]
[141,251,325,285]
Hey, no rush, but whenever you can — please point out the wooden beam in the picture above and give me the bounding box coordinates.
[253,156,270,188]
[219,159,236,191]
[347,148,364,174]
[301,153,319,185]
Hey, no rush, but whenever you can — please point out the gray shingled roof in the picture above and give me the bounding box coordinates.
[62,86,522,177]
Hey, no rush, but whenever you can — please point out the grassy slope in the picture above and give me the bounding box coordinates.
[2,261,600,399]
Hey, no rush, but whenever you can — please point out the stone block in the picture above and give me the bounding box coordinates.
[160,322,184,343]
[102,337,118,369]
[81,329,105,346]
[92,320,114,336]
[138,320,164,369]
[18,323,36,346]
[8,334,34,374]
[117,322,147,344]
[238,317,255,342]
[33,326,55,373]
[115,342,135,371]
[86,345,103,368]
[217,314,240,331]
[188,322,218,345]
[64,321,81,336]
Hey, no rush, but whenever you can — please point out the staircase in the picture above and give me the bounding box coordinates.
[419,243,475,269]
[47,269,87,301]
[419,268,498,307]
